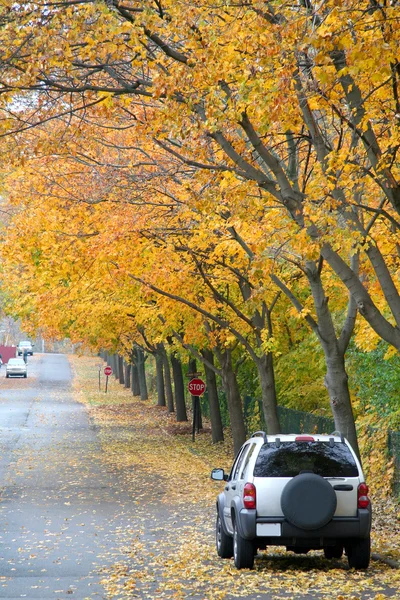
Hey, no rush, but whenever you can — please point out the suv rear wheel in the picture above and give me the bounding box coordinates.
[216,514,233,559]
[346,536,370,569]
[233,522,254,569]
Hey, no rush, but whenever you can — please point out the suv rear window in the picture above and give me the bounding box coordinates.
[253,441,358,478]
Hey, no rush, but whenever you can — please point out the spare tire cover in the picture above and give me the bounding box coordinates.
[281,473,337,531]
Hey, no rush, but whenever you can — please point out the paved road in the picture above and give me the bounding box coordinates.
[0,353,140,600]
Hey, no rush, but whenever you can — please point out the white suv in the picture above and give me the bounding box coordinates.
[211,432,371,570]
[17,341,33,356]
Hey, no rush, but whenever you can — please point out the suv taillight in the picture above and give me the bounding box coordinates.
[243,483,256,509]
[357,483,370,509]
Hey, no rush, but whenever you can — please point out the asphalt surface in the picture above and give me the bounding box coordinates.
[0,353,143,599]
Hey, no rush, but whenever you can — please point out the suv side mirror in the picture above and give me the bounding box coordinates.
[211,468,228,481]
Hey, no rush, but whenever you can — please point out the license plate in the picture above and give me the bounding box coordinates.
[256,523,281,536]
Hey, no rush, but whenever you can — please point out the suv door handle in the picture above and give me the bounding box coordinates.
[231,485,236,490]
[333,484,353,491]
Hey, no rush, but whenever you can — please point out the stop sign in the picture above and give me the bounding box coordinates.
[188,378,206,396]
[104,366,113,376]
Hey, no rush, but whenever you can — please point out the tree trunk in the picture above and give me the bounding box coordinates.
[118,355,124,385]
[111,354,118,378]
[202,349,224,443]
[324,354,359,454]
[216,348,246,455]
[159,343,174,412]
[113,354,119,380]
[135,347,148,400]
[131,361,140,396]
[124,362,131,389]
[306,261,360,459]
[171,353,187,422]
[155,352,166,407]
[255,352,280,434]
[272,260,360,458]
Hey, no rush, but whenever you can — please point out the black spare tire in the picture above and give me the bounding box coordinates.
[281,473,337,530]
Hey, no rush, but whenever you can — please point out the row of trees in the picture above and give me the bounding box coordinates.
[103,347,224,440]
[0,0,399,457]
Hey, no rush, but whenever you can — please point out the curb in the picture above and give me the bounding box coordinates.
[372,553,400,568]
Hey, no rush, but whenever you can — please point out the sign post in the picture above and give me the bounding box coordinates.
[104,365,113,393]
[98,364,102,391]
[188,377,206,442]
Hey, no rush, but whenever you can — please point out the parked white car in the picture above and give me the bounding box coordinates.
[6,358,28,378]
[17,341,34,356]
[211,432,371,570]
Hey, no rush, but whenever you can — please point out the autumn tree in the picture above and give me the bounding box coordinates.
[0,0,399,456]
[0,111,359,454]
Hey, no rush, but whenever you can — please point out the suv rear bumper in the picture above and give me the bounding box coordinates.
[238,508,372,543]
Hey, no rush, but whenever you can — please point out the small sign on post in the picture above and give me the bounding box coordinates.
[188,377,206,442]
[104,365,113,392]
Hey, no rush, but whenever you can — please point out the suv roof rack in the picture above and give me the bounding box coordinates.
[251,431,267,442]
[330,430,345,443]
